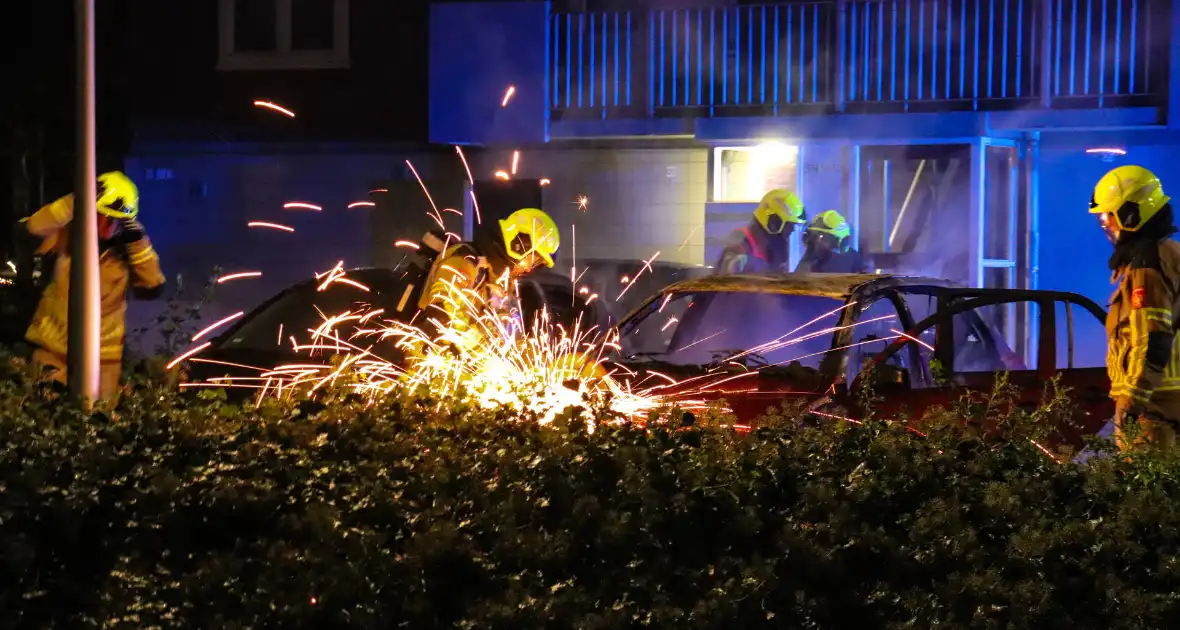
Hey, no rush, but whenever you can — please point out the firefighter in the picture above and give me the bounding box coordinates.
[1092,165,1180,451]
[416,208,561,349]
[22,171,166,399]
[715,188,806,274]
[795,210,867,273]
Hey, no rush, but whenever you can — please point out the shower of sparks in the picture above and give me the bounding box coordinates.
[348,201,376,208]
[190,261,825,426]
[168,342,212,370]
[454,146,482,224]
[192,311,246,342]
[283,202,322,211]
[248,221,295,232]
[217,271,263,284]
[494,170,510,180]
[501,85,516,107]
[184,245,938,437]
[511,151,521,175]
[253,100,296,117]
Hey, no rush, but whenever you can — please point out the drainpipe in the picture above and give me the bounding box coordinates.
[1170,0,1180,128]
[1039,0,1052,108]
[834,0,846,113]
[1021,131,1041,367]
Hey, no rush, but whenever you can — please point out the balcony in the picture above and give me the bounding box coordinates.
[548,0,1170,121]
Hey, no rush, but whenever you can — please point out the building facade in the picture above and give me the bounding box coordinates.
[120,0,1179,366]
[429,0,1180,366]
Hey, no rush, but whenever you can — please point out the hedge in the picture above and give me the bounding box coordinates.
[2,357,1180,628]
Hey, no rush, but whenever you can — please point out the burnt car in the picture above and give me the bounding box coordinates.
[612,273,1112,450]
[188,265,608,384]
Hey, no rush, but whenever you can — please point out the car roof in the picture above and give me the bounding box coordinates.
[656,273,957,299]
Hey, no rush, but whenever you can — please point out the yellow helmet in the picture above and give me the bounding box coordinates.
[805,210,852,239]
[753,188,806,235]
[96,171,139,220]
[1089,165,1170,234]
[804,210,852,253]
[499,208,560,268]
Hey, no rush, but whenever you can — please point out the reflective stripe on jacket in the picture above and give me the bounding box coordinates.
[23,195,166,362]
[1105,238,1180,418]
[716,227,777,274]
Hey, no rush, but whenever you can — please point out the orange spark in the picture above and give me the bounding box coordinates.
[405,159,443,224]
[253,100,295,117]
[192,311,245,341]
[167,342,212,370]
[283,202,322,211]
[501,85,516,107]
[334,278,371,292]
[890,328,935,352]
[247,221,295,232]
[369,188,388,193]
[454,146,482,224]
[576,195,589,210]
[348,201,376,208]
[511,151,521,175]
[494,170,510,180]
[395,240,420,249]
[539,178,551,186]
[217,271,262,284]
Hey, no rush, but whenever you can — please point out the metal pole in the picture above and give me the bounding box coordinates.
[69,0,100,404]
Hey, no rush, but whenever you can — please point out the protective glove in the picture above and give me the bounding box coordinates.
[118,218,146,244]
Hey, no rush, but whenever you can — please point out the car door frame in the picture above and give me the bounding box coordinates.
[828,285,932,386]
[855,289,1107,388]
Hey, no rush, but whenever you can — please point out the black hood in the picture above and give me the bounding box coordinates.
[1109,204,1178,271]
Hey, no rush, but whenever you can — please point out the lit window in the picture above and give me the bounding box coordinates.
[712,143,800,202]
[218,0,350,71]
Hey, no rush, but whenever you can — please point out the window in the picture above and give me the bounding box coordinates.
[224,280,383,352]
[897,289,938,327]
[845,297,908,384]
[948,304,1028,374]
[712,144,800,202]
[219,0,350,71]
[1054,301,1107,369]
[618,291,846,372]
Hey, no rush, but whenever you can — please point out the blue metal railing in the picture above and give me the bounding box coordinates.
[1048,0,1164,103]
[843,0,1039,103]
[551,11,637,111]
[648,4,834,111]
[549,0,1166,116]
